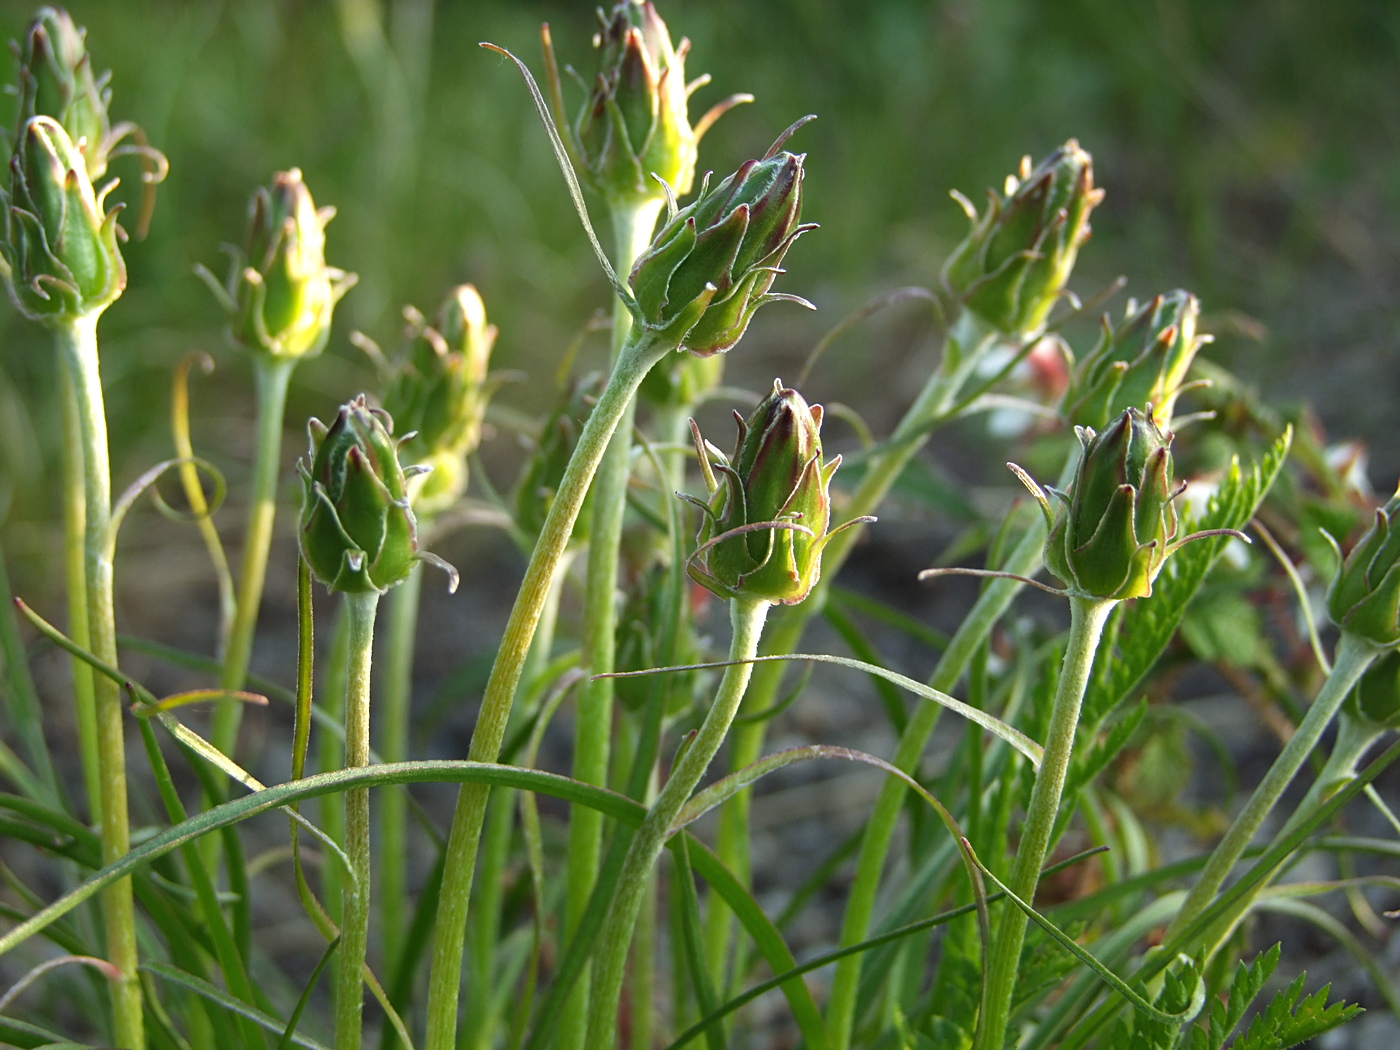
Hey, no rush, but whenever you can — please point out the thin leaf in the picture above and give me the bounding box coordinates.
[142,961,330,1050]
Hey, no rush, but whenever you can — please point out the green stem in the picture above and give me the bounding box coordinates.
[710,310,1001,989]
[378,562,422,972]
[1161,630,1380,950]
[560,196,664,1049]
[824,452,1073,1050]
[214,355,295,754]
[335,589,381,1050]
[584,596,771,1050]
[60,369,101,820]
[57,311,144,1050]
[974,595,1115,1050]
[424,324,669,1050]
[319,602,352,922]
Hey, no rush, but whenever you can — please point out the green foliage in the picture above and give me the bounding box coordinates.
[1106,957,1201,1050]
[1228,973,1361,1050]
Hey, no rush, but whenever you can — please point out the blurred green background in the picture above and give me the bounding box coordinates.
[1,0,1397,598]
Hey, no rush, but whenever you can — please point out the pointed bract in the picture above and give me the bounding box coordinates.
[1327,484,1400,645]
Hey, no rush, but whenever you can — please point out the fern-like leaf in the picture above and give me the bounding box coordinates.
[1187,944,1279,1050]
[1230,972,1362,1050]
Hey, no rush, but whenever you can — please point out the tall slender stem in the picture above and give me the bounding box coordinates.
[335,589,381,1050]
[584,596,771,1050]
[59,370,101,819]
[1161,630,1380,949]
[711,310,1002,989]
[974,595,1115,1050]
[377,561,422,972]
[560,196,664,1048]
[57,311,144,1050]
[214,355,295,754]
[424,324,669,1050]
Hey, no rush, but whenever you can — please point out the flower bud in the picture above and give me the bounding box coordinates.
[1016,408,1181,601]
[1345,647,1400,731]
[1327,483,1400,646]
[685,379,855,605]
[1062,291,1208,431]
[514,373,606,540]
[942,140,1103,339]
[202,169,356,361]
[381,286,500,517]
[543,0,747,208]
[0,115,125,321]
[15,7,111,179]
[299,396,455,594]
[629,130,816,356]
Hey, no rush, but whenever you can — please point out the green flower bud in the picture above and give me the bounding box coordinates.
[298,396,456,595]
[685,379,862,605]
[1015,408,1181,601]
[381,285,501,517]
[942,140,1103,339]
[514,373,606,540]
[1062,291,1209,431]
[0,115,125,322]
[629,129,816,356]
[1326,484,1400,646]
[542,0,748,208]
[201,169,356,361]
[15,7,111,179]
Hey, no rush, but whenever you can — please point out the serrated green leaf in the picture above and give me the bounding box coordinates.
[1231,971,1362,1050]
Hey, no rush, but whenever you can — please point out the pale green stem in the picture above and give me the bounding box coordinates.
[377,561,422,972]
[974,595,1115,1050]
[319,603,352,922]
[214,355,295,754]
[1161,630,1380,950]
[560,196,664,1049]
[60,369,101,821]
[584,596,771,1050]
[424,324,669,1050]
[709,309,1002,989]
[57,311,144,1050]
[824,452,1072,1050]
[335,589,380,1050]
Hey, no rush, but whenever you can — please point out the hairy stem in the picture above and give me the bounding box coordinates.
[335,590,381,1050]
[974,595,1115,1050]
[584,596,771,1050]
[58,311,144,1050]
[559,196,664,1049]
[424,324,669,1050]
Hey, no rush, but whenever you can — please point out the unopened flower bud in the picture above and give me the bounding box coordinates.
[629,128,816,356]
[1063,290,1208,431]
[942,140,1103,339]
[15,7,110,178]
[514,373,606,540]
[1327,483,1400,646]
[381,285,500,517]
[543,0,748,208]
[0,115,125,321]
[298,396,456,594]
[201,169,356,361]
[1015,408,1182,600]
[685,379,861,605]
[1346,647,1400,731]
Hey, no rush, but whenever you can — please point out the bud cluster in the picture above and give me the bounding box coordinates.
[1327,484,1400,647]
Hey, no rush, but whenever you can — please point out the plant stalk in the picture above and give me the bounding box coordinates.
[559,196,664,1048]
[974,595,1116,1050]
[1161,630,1380,950]
[708,310,1002,987]
[424,323,669,1050]
[335,589,381,1050]
[214,355,296,755]
[584,596,772,1050]
[57,311,144,1050]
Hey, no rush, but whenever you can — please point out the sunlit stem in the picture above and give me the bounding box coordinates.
[57,310,144,1050]
[423,322,669,1050]
[974,595,1116,1050]
[584,596,772,1050]
[560,195,665,1048]
[334,589,380,1050]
